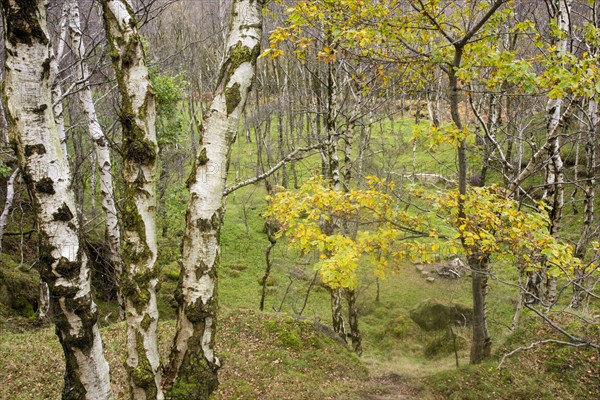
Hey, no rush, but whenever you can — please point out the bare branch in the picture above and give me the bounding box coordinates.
[224,144,321,196]
[498,339,591,369]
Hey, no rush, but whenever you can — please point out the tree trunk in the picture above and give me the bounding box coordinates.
[2,1,113,398]
[68,0,123,320]
[543,0,571,308]
[326,61,341,190]
[0,167,19,254]
[164,1,264,398]
[329,288,347,342]
[572,98,597,308]
[469,252,491,364]
[102,1,162,398]
[51,2,69,157]
[449,44,492,365]
[346,289,362,355]
[37,281,50,322]
[260,227,276,312]
[511,271,525,331]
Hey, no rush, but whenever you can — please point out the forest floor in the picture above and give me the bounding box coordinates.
[1,118,598,399]
[362,374,417,400]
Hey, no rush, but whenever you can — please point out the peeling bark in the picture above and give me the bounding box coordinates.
[164,1,264,398]
[1,1,113,398]
[101,1,161,398]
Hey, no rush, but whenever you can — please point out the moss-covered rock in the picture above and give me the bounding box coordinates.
[409,298,472,331]
[0,257,39,318]
[385,314,421,340]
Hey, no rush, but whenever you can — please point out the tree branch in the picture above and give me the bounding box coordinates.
[498,339,591,369]
[525,303,600,349]
[224,144,321,196]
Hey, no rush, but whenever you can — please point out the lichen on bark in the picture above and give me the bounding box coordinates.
[102,1,162,398]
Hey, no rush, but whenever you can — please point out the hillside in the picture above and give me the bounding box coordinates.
[1,310,372,400]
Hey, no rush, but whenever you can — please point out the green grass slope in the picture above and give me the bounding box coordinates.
[0,311,370,400]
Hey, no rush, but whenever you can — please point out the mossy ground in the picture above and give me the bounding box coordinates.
[0,311,371,400]
[0,115,598,399]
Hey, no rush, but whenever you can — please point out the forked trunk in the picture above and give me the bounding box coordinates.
[102,1,162,398]
[2,1,113,398]
[164,1,264,398]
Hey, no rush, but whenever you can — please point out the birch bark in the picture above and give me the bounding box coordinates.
[0,167,18,255]
[572,99,597,308]
[101,1,162,398]
[544,0,570,236]
[164,1,264,398]
[544,0,571,307]
[1,1,113,398]
[67,0,123,319]
[51,2,68,157]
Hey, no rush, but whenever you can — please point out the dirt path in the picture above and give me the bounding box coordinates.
[362,373,417,400]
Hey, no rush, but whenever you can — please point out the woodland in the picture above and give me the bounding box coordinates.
[0,0,598,399]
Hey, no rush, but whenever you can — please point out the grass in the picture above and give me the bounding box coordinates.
[1,111,599,399]
[0,311,370,400]
[420,315,600,400]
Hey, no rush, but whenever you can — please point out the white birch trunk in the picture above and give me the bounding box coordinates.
[67,0,123,319]
[1,1,113,398]
[545,0,570,235]
[37,281,50,321]
[101,1,162,398]
[572,99,598,308]
[164,1,264,397]
[51,2,69,157]
[323,48,348,339]
[0,167,19,255]
[544,0,571,307]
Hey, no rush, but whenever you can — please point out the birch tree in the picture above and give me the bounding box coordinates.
[0,167,18,255]
[1,0,113,398]
[67,0,123,318]
[101,1,161,398]
[543,0,572,307]
[51,2,68,157]
[163,1,264,397]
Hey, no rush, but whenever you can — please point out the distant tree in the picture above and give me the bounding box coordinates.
[266,176,584,362]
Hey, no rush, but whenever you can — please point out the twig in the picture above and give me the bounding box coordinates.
[498,339,590,369]
[275,276,294,313]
